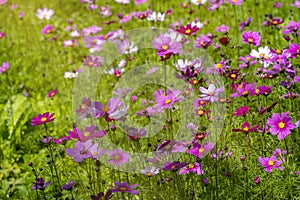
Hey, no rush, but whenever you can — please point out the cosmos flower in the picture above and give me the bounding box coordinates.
[216,24,230,34]
[194,34,212,49]
[266,112,295,140]
[291,0,300,8]
[152,33,182,57]
[258,156,283,173]
[107,149,130,167]
[0,62,9,74]
[91,190,113,200]
[31,112,55,126]
[64,71,79,78]
[232,122,260,134]
[199,84,225,102]
[176,23,199,36]
[36,8,54,20]
[233,106,249,116]
[187,142,214,158]
[32,178,51,191]
[47,88,57,98]
[66,140,100,162]
[228,0,243,5]
[111,182,139,195]
[239,17,252,31]
[83,55,103,67]
[115,0,130,4]
[191,0,207,6]
[99,6,112,17]
[242,31,261,46]
[117,39,138,54]
[147,12,165,22]
[179,162,204,175]
[41,24,53,34]
[140,166,160,177]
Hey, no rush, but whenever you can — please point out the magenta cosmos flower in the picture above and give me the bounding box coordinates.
[258,156,283,173]
[266,112,295,140]
[242,31,261,46]
[233,106,249,116]
[107,149,130,167]
[41,25,53,34]
[179,162,204,175]
[31,112,55,126]
[152,33,182,57]
[66,140,102,162]
[187,142,214,158]
[111,181,139,195]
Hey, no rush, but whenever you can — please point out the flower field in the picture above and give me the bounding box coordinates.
[0,0,300,199]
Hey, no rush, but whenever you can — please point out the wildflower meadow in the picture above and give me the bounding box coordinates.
[1,0,300,199]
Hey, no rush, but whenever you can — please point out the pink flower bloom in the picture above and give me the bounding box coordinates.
[291,0,300,8]
[152,33,182,57]
[0,31,5,39]
[99,6,112,17]
[0,62,9,74]
[228,0,243,5]
[135,0,147,4]
[179,162,204,175]
[31,112,55,126]
[232,122,260,134]
[242,31,261,46]
[258,156,283,173]
[66,140,100,162]
[216,24,230,34]
[41,25,53,34]
[0,0,7,5]
[47,88,57,98]
[233,106,249,116]
[107,149,130,167]
[187,142,214,158]
[194,34,213,49]
[266,112,295,140]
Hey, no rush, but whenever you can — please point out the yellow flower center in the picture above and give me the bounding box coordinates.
[120,187,127,191]
[183,3,187,7]
[199,148,205,153]
[113,154,120,160]
[80,150,87,154]
[104,35,108,39]
[200,41,204,45]
[84,131,90,137]
[242,91,248,95]
[243,126,249,132]
[197,0,202,2]
[162,45,169,50]
[248,38,253,43]
[125,14,129,17]
[46,29,51,33]
[147,172,153,176]
[81,104,86,109]
[88,61,93,66]
[215,63,222,69]
[188,164,195,169]
[165,99,172,104]
[255,89,260,94]
[231,74,237,78]
[41,117,47,122]
[268,160,274,166]
[232,0,237,2]
[102,106,109,112]
[192,79,198,84]
[278,122,285,129]
[198,110,204,115]
[259,53,265,58]
[185,29,191,34]
[276,49,282,54]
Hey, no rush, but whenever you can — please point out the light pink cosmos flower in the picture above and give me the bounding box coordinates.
[199,84,225,102]
[41,25,53,34]
[107,149,130,167]
[36,8,54,20]
[0,0,7,5]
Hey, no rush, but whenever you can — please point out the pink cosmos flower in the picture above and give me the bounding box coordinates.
[266,112,295,140]
[0,0,7,5]
[228,0,243,5]
[135,0,147,4]
[179,162,204,175]
[258,156,283,173]
[233,106,249,116]
[242,31,261,46]
[41,25,53,34]
[31,112,55,126]
[152,33,182,57]
[107,149,130,167]
[66,140,101,162]
[0,31,5,39]
[187,142,214,158]
[47,89,57,98]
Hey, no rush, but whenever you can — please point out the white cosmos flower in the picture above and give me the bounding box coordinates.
[36,8,54,20]
[174,59,192,71]
[191,21,204,29]
[250,46,273,68]
[191,0,207,6]
[147,12,165,22]
[64,71,78,79]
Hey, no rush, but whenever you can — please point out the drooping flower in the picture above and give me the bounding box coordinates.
[239,17,252,31]
[266,112,295,140]
[258,156,283,173]
[107,149,130,167]
[31,112,55,126]
[282,20,300,36]
[111,181,139,195]
[32,178,51,191]
[242,31,261,46]
[91,190,113,200]
[61,181,75,190]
